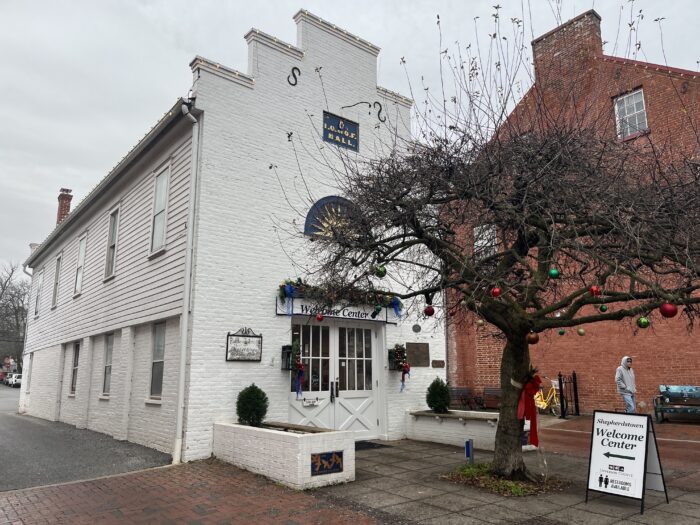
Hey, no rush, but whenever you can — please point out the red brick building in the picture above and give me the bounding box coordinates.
[448,10,700,414]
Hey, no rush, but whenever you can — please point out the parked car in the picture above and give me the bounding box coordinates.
[0,372,5,382]
[3,373,14,386]
[10,374,22,388]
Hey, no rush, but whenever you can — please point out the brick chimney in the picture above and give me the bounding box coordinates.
[57,188,73,225]
[532,10,602,83]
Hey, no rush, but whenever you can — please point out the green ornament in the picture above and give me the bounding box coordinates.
[548,268,560,279]
[599,305,608,312]
[374,304,383,314]
[375,265,387,278]
[637,316,650,329]
[558,329,565,336]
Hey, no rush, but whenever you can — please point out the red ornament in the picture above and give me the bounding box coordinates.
[316,313,324,322]
[589,285,602,296]
[424,305,435,317]
[526,332,539,344]
[490,287,502,298]
[659,303,678,318]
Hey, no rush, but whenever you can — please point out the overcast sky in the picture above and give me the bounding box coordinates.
[2,0,697,267]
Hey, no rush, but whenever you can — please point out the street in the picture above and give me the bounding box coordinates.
[0,386,170,492]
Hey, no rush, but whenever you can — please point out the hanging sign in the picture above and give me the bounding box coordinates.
[323,111,359,151]
[276,298,398,324]
[226,328,262,361]
[586,410,668,514]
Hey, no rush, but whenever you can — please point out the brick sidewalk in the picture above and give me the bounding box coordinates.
[0,459,378,525]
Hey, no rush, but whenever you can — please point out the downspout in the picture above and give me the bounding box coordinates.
[173,102,200,464]
[19,264,32,413]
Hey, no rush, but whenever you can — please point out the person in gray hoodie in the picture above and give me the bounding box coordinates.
[615,356,636,413]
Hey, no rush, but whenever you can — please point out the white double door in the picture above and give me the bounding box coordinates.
[288,319,379,439]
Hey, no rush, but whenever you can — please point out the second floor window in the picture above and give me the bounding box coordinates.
[473,224,497,260]
[151,169,169,252]
[34,270,44,316]
[74,236,87,295]
[614,89,648,139]
[52,255,61,307]
[105,209,119,277]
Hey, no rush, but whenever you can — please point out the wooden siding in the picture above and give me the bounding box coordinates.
[25,125,193,351]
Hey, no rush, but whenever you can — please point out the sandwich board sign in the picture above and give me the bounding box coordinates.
[586,410,668,514]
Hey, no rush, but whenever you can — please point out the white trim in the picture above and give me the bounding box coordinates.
[51,253,62,308]
[614,88,648,139]
[33,268,44,317]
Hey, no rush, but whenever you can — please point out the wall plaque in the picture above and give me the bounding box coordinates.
[311,451,344,476]
[406,343,430,367]
[432,360,445,368]
[323,111,359,151]
[226,328,262,361]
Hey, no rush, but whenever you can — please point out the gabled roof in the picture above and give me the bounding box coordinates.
[25,98,190,268]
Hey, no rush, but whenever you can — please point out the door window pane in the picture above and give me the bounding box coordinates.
[356,360,364,390]
[339,328,346,357]
[364,329,372,358]
[321,327,329,357]
[347,329,355,358]
[365,361,372,390]
[339,360,347,390]
[355,329,363,358]
[312,326,320,357]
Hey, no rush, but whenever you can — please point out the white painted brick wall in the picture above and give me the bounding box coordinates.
[213,422,354,489]
[182,13,444,461]
[126,317,180,454]
[86,332,121,436]
[19,345,62,421]
[405,411,499,450]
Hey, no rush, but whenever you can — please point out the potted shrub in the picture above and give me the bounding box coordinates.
[426,377,451,414]
[236,383,269,427]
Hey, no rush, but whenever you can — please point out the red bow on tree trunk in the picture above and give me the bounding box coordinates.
[517,375,542,447]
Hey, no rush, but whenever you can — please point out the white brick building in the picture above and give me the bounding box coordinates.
[20,10,446,462]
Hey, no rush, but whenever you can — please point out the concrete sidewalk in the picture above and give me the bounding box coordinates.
[316,437,699,524]
[2,421,699,524]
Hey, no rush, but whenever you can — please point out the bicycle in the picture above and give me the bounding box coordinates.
[534,377,566,417]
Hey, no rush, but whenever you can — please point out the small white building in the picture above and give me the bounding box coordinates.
[20,10,446,462]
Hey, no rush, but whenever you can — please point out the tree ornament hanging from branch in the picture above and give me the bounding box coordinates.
[476,319,485,327]
[577,328,586,336]
[316,313,324,322]
[374,265,387,278]
[490,287,502,298]
[589,285,602,296]
[548,268,560,279]
[659,303,678,318]
[424,305,435,317]
[636,316,650,329]
[526,332,539,344]
[599,305,608,312]
[558,329,566,336]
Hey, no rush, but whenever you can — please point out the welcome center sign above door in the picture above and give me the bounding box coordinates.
[323,112,358,152]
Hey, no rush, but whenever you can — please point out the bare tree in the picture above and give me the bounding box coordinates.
[0,263,29,371]
[289,6,700,479]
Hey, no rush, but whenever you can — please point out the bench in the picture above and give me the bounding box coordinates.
[448,387,484,410]
[483,387,502,409]
[653,385,700,423]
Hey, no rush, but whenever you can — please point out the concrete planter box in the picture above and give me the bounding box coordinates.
[406,410,536,452]
[406,410,499,450]
[213,421,355,489]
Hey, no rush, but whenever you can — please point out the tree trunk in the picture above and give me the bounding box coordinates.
[491,336,531,479]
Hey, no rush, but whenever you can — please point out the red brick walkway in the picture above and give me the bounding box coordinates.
[0,459,378,525]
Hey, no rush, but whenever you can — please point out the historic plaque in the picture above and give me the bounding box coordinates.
[311,451,344,476]
[406,342,430,367]
[432,359,445,368]
[322,111,358,151]
[226,328,262,361]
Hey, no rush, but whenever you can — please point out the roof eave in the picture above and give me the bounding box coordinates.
[25,98,189,268]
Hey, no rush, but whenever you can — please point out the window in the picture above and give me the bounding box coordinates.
[614,89,648,139]
[70,342,80,394]
[74,235,87,295]
[103,334,114,395]
[105,209,119,277]
[33,269,44,316]
[150,322,165,398]
[473,224,497,260]
[51,255,61,307]
[150,169,169,252]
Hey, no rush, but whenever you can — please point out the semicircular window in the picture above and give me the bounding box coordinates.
[304,196,355,238]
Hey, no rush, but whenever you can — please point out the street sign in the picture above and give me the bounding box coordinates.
[586,410,668,514]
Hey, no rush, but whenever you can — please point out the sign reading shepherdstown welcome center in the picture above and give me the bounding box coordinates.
[586,411,668,514]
